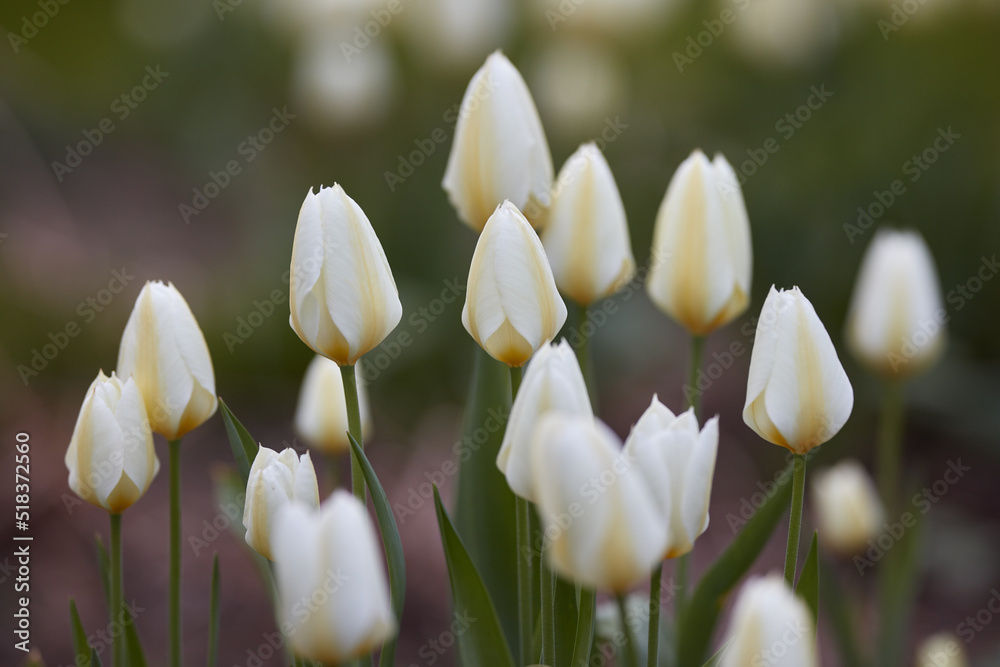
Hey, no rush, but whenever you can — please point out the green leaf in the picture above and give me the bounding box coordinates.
[795,532,820,629]
[93,535,111,616]
[207,553,221,667]
[700,639,733,667]
[348,433,406,667]
[433,485,517,667]
[123,608,148,667]
[553,575,578,667]
[570,587,596,667]
[69,598,91,663]
[219,398,260,485]
[677,460,795,667]
[820,556,865,667]
[91,647,104,667]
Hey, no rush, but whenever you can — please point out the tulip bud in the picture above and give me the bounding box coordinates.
[117,281,217,440]
[243,446,320,561]
[442,50,554,231]
[743,286,854,454]
[65,371,159,513]
[530,414,667,592]
[624,397,718,558]
[915,633,968,667]
[646,150,753,335]
[496,340,592,501]
[462,201,567,366]
[811,460,884,556]
[289,184,403,366]
[540,143,636,305]
[294,356,373,454]
[272,491,396,663]
[718,574,817,667]
[846,229,946,378]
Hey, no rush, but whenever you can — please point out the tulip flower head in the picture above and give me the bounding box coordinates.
[65,371,159,513]
[541,143,636,305]
[295,355,373,454]
[646,150,753,335]
[718,574,817,667]
[743,286,853,454]
[916,633,968,667]
[117,281,217,440]
[811,459,884,556]
[243,445,320,560]
[462,200,567,366]
[289,184,403,366]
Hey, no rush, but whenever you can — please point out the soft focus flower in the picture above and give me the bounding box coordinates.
[401,0,512,70]
[65,371,159,513]
[846,229,946,378]
[530,414,667,592]
[462,201,567,366]
[530,0,672,37]
[272,491,395,663]
[117,281,217,440]
[624,396,718,558]
[442,51,553,231]
[718,574,817,667]
[289,184,403,366]
[916,633,969,667]
[812,459,884,555]
[540,143,636,305]
[646,150,753,335]
[731,0,837,69]
[295,355,373,454]
[243,446,320,560]
[743,286,854,454]
[496,340,592,501]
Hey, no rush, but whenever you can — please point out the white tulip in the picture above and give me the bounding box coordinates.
[442,51,554,231]
[295,356,373,454]
[624,397,718,558]
[718,574,817,667]
[647,150,753,335]
[117,281,217,440]
[272,491,395,663]
[289,184,403,366]
[243,446,320,561]
[65,371,159,513]
[743,286,854,454]
[530,414,667,592]
[846,229,946,378]
[541,143,636,305]
[811,459,884,556]
[916,633,969,667]
[462,201,567,367]
[496,340,592,501]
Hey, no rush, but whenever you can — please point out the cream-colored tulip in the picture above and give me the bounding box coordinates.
[530,414,667,592]
[915,633,969,667]
[496,340,592,501]
[289,184,403,366]
[744,286,854,454]
[646,150,753,335]
[812,459,884,555]
[462,201,567,366]
[295,355,373,454]
[65,371,159,513]
[243,446,319,560]
[846,229,946,378]
[624,397,718,558]
[540,143,635,305]
[117,281,217,440]
[272,491,395,663]
[719,574,817,667]
[442,50,553,231]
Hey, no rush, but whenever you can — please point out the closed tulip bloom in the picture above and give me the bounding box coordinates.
[65,371,159,513]
[646,150,753,335]
[462,201,567,366]
[442,50,553,231]
[243,446,320,560]
[624,397,718,558]
[811,459,884,555]
[272,491,395,663]
[846,229,946,378]
[743,286,854,454]
[117,281,217,440]
[496,340,592,501]
[289,184,403,366]
[719,574,817,667]
[530,414,667,592]
[916,633,968,667]
[541,143,636,305]
[294,355,373,454]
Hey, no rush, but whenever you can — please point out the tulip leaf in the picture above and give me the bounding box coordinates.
[69,598,92,664]
[207,553,221,667]
[348,433,406,667]
[93,535,112,616]
[820,556,865,667]
[219,398,260,485]
[677,460,795,667]
[700,638,733,667]
[91,648,104,667]
[553,574,579,667]
[433,485,517,667]
[795,532,820,629]
[570,587,596,667]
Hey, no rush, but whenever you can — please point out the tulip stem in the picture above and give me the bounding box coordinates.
[168,437,183,667]
[877,379,904,514]
[687,335,705,418]
[616,593,637,667]
[341,364,366,505]
[783,454,807,585]
[516,497,534,665]
[574,303,596,407]
[541,560,556,665]
[110,512,123,667]
[647,564,662,667]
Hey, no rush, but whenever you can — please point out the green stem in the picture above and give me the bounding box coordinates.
[877,380,904,515]
[516,496,534,665]
[783,454,807,585]
[686,335,706,418]
[110,513,123,667]
[574,303,596,407]
[510,365,523,398]
[674,554,688,627]
[341,364,365,504]
[168,437,183,667]
[647,565,662,667]
[571,587,596,667]
[616,594,637,667]
[541,560,556,666]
